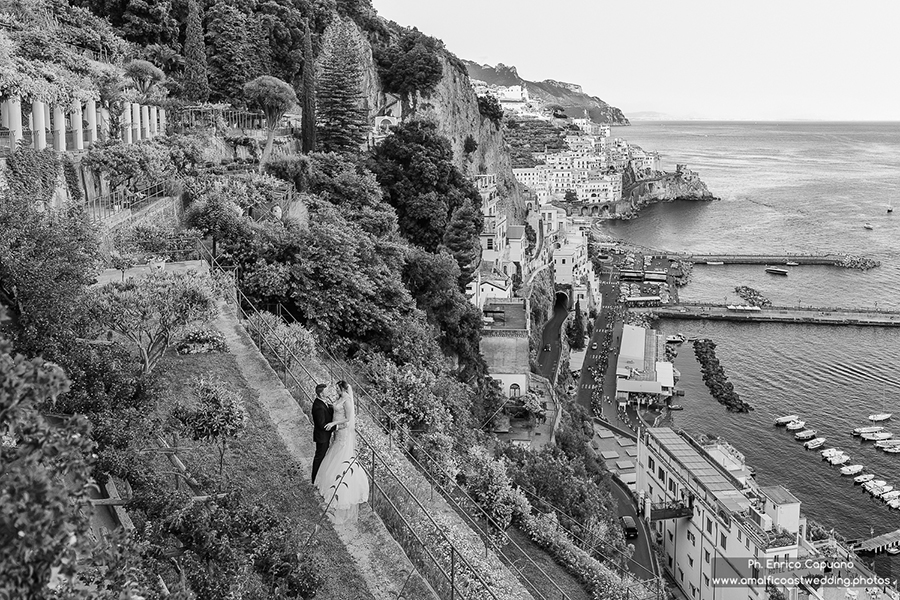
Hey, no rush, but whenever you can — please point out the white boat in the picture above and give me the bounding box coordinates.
[855,473,876,484]
[864,223,874,230]
[787,420,807,431]
[706,261,724,265]
[884,447,900,454]
[841,464,865,476]
[786,261,800,266]
[890,499,900,510]
[875,439,900,447]
[795,429,817,440]
[873,485,894,497]
[822,447,843,458]
[869,413,893,422]
[775,415,800,426]
[864,480,888,490]
[829,454,851,466]
[666,333,687,344]
[881,491,900,501]
[888,547,900,555]
[805,437,826,450]
[766,267,789,276]
[854,425,886,436]
[861,432,893,441]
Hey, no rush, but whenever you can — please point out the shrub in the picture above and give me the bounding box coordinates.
[477,94,503,126]
[176,327,228,355]
[463,134,478,155]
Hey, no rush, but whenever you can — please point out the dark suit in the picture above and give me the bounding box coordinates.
[311,397,334,484]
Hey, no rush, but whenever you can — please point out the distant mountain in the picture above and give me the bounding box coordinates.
[463,60,629,125]
[627,111,677,121]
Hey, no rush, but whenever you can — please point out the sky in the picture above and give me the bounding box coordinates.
[371,0,900,121]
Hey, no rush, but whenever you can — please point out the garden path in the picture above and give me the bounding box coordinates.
[212,300,438,600]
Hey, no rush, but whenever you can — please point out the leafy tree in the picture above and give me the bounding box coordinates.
[87,270,220,374]
[206,1,254,104]
[572,300,585,350]
[84,139,175,190]
[463,134,478,155]
[0,201,100,358]
[477,94,503,126]
[564,189,578,203]
[0,313,151,598]
[300,20,316,153]
[244,75,298,170]
[368,119,482,253]
[374,28,443,112]
[124,59,165,96]
[182,0,209,102]
[316,18,369,153]
[175,378,247,483]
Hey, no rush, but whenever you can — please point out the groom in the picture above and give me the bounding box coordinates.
[311,383,334,484]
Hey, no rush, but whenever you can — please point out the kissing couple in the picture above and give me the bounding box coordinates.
[311,380,369,523]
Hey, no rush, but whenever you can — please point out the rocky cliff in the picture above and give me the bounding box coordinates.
[464,60,629,125]
[356,25,526,223]
[620,166,717,217]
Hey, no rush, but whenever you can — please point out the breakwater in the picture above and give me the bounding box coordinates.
[734,286,771,307]
[687,253,880,270]
[651,304,900,327]
[692,339,752,413]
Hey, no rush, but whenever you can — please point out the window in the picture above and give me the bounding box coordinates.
[679,568,684,582]
[720,532,727,550]
[668,555,673,568]
[745,537,750,550]
[690,585,697,597]
[704,575,710,587]
[687,531,696,546]
[668,531,674,542]
[562,259,566,264]
[737,530,742,542]
[689,556,694,567]
[668,479,677,494]
[487,238,494,250]
[509,384,521,398]
[658,467,666,483]
[706,518,713,534]
[704,550,710,564]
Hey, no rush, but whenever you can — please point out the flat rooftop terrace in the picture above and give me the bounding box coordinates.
[483,300,528,330]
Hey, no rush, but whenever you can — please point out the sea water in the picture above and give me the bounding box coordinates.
[601,122,900,560]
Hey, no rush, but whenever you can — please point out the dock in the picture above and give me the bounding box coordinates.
[649,304,900,327]
[688,253,846,266]
[854,529,900,553]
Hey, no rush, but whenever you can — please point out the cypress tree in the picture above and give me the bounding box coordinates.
[300,20,316,153]
[206,2,253,104]
[316,18,369,153]
[182,0,209,102]
[441,199,481,289]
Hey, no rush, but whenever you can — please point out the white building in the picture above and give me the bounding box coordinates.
[575,173,623,203]
[481,298,531,398]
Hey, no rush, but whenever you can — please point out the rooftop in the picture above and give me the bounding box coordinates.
[507,225,525,240]
[482,300,528,331]
[648,428,751,514]
[480,336,530,375]
[759,485,800,506]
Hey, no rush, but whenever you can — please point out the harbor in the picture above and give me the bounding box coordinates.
[649,304,900,327]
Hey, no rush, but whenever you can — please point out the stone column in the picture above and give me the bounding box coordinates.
[149,105,158,137]
[140,104,149,140]
[85,100,97,146]
[72,102,84,150]
[52,105,66,151]
[131,103,141,141]
[122,102,132,144]
[8,98,23,149]
[0,100,9,129]
[99,106,110,141]
[159,108,166,134]
[32,100,47,150]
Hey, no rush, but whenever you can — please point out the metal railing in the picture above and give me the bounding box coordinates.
[86,181,170,223]
[196,242,502,600]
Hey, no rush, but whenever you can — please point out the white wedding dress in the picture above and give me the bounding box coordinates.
[314,388,369,523]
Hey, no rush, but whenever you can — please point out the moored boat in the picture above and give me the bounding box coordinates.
[822,447,843,458]
[882,490,900,502]
[841,464,865,476]
[854,425,886,436]
[786,261,799,266]
[855,473,875,484]
[765,267,789,276]
[787,420,806,431]
[666,333,687,344]
[884,447,900,454]
[875,440,900,449]
[668,404,684,411]
[869,413,893,422]
[861,431,893,441]
[706,261,724,265]
[795,429,817,440]
[873,485,894,497]
[864,480,887,490]
[890,499,900,510]
[864,223,874,230]
[775,415,799,425]
[829,454,851,466]
[804,437,826,450]
[888,547,900,554]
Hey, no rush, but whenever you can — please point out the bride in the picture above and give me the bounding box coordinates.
[314,380,369,523]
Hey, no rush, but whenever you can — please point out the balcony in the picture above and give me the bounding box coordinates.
[650,500,693,521]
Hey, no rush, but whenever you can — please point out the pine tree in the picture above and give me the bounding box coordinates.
[206,1,253,104]
[300,20,316,153]
[316,18,369,153]
[182,0,209,102]
[572,300,586,350]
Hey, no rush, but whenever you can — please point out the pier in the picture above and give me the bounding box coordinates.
[688,253,845,266]
[854,529,900,553]
[648,303,900,327]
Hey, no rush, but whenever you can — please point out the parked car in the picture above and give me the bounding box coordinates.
[543,344,551,352]
[591,342,598,350]
[620,516,639,539]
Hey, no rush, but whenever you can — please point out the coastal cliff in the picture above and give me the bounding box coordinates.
[463,60,629,125]
[357,25,525,222]
[620,165,717,217]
